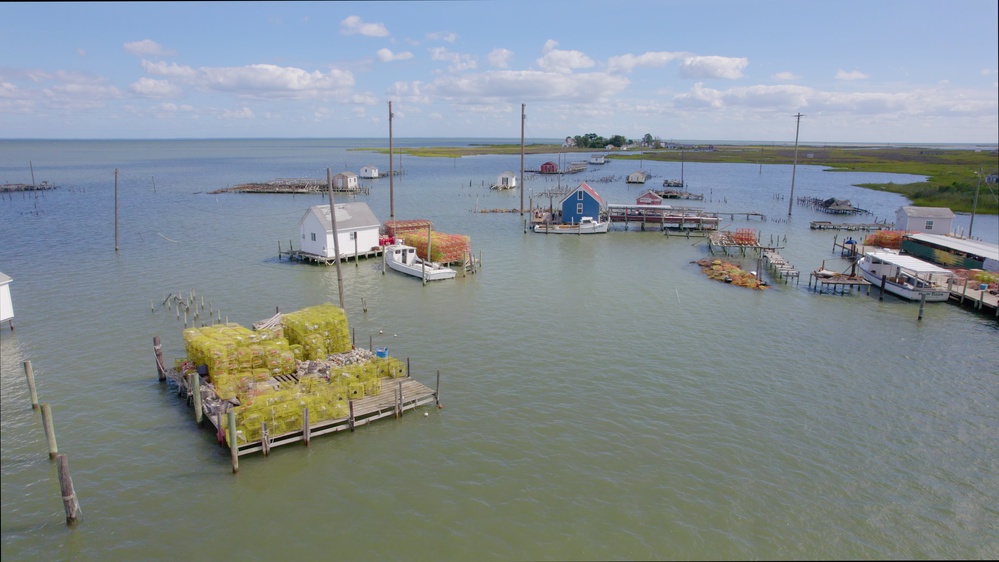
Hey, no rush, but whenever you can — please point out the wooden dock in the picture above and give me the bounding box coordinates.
[810,221,891,231]
[166,367,440,459]
[761,249,800,284]
[808,270,871,294]
[278,240,383,265]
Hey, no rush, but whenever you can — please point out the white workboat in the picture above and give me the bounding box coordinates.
[385,244,456,281]
[533,216,609,234]
[857,251,953,302]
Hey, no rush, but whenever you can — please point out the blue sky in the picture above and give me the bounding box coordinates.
[2,1,997,143]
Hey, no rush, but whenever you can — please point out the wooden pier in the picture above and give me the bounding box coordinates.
[278,240,383,265]
[808,270,871,294]
[164,363,440,462]
[810,221,891,231]
[761,249,800,284]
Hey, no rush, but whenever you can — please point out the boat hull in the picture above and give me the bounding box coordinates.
[385,245,456,281]
[533,219,608,234]
[858,258,950,302]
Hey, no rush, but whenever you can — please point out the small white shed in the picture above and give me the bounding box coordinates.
[626,171,647,184]
[333,171,359,191]
[895,206,955,234]
[298,203,381,260]
[494,171,517,189]
[0,272,13,329]
[359,165,379,179]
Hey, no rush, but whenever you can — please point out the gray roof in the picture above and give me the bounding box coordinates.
[899,206,954,218]
[906,233,999,262]
[301,203,380,232]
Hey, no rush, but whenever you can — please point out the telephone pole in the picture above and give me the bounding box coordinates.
[787,112,804,217]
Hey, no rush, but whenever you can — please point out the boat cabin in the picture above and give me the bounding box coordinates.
[494,171,517,189]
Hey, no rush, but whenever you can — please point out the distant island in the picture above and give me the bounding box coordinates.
[355,143,999,214]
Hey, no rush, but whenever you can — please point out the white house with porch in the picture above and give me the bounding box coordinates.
[298,203,381,261]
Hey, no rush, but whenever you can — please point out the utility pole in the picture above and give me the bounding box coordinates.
[520,103,526,215]
[327,167,345,309]
[388,101,394,221]
[788,113,803,217]
[969,167,982,238]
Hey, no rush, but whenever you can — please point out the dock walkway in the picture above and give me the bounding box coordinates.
[762,250,800,284]
[167,368,439,458]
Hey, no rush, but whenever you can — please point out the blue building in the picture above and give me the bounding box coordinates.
[558,182,606,225]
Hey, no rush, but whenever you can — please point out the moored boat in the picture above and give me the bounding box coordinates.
[385,243,456,281]
[857,251,953,301]
[533,216,609,234]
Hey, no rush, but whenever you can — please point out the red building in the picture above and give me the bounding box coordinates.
[539,161,559,174]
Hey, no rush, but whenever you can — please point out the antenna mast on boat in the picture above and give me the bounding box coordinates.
[389,101,395,221]
[520,103,525,215]
[787,112,804,217]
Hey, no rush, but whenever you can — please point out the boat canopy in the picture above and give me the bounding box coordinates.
[866,252,953,275]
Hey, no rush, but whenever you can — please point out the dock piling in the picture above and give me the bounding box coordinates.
[40,403,58,458]
[228,409,239,473]
[303,407,311,446]
[56,454,80,525]
[24,360,39,409]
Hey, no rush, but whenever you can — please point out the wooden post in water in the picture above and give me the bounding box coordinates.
[435,369,442,408]
[880,275,887,301]
[227,409,239,473]
[24,360,39,409]
[348,400,355,431]
[303,407,311,446]
[40,403,58,458]
[154,336,166,381]
[193,374,203,425]
[261,422,270,457]
[56,454,79,525]
[918,293,926,321]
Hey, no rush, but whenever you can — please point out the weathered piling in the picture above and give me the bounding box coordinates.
[40,403,58,458]
[24,360,39,409]
[228,409,239,473]
[192,374,203,425]
[154,336,166,381]
[56,454,80,525]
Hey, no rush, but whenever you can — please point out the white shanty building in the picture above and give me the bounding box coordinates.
[332,171,359,192]
[493,171,517,190]
[895,206,955,234]
[298,203,381,262]
[359,165,379,179]
[0,272,13,329]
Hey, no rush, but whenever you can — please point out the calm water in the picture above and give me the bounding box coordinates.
[2,139,997,560]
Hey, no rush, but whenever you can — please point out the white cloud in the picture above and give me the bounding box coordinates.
[426,31,457,43]
[75,48,87,57]
[836,69,868,81]
[377,48,414,63]
[222,107,254,119]
[488,48,513,69]
[141,60,199,79]
[142,61,356,100]
[429,48,477,72]
[536,40,594,74]
[773,71,799,81]
[428,69,629,103]
[129,77,181,98]
[340,15,389,37]
[607,51,686,73]
[679,56,748,80]
[124,40,176,57]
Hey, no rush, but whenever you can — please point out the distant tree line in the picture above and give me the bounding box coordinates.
[567,133,665,149]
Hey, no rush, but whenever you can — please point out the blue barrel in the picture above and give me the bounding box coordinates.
[375,346,388,358]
